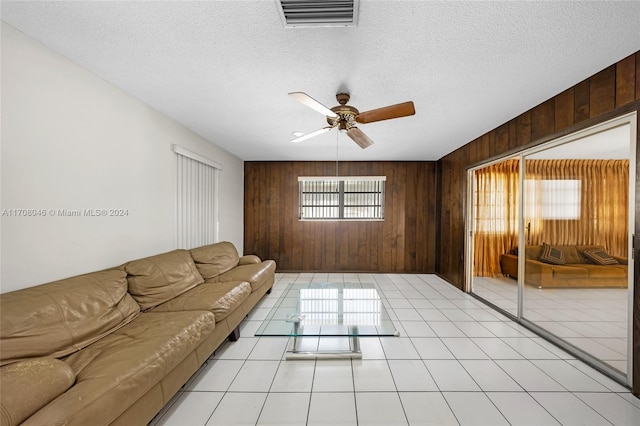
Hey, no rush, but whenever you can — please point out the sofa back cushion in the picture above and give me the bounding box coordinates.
[524,245,543,260]
[0,270,139,365]
[190,241,239,280]
[557,245,582,264]
[125,249,204,310]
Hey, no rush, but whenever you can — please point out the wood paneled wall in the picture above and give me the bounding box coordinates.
[244,161,437,272]
[435,51,640,396]
[436,52,640,290]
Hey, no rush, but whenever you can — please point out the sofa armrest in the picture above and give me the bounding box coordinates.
[524,259,554,287]
[238,255,261,265]
[0,358,75,426]
[500,254,518,278]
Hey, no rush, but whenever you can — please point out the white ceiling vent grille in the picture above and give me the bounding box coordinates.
[277,0,359,28]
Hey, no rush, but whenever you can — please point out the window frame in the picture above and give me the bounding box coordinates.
[298,176,386,221]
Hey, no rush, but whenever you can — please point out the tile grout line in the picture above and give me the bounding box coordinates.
[154,273,639,426]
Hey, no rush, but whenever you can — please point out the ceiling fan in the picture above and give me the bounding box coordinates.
[289,92,415,149]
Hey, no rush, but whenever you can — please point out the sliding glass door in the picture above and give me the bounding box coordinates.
[468,157,520,317]
[467,113,636,386]
[521,121,634,382]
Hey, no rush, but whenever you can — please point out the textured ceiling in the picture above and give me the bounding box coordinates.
[2,1,639,161]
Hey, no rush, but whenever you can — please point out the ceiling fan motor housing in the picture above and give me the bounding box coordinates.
[328,93,359,130]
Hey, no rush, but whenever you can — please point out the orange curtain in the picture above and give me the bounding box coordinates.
[525,159,629,257]
[473,159,519,277]
[473,159,629,277]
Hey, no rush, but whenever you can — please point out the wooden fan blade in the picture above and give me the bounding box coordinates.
[346,127,374,149]
[355,101,415,124]
[290,127,332,143]
[289,92,338,118]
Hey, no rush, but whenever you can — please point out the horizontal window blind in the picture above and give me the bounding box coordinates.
[298,176,385,221]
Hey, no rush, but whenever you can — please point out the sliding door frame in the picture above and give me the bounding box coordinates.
[465,109,637,388]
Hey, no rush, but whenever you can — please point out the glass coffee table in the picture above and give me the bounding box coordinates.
[255,282,399,359]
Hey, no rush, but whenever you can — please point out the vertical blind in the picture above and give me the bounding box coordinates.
[174,145,222,249]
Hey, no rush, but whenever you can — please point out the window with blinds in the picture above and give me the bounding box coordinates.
[174,145,222,249]
[298,176,385,220]
[524,179,582,220]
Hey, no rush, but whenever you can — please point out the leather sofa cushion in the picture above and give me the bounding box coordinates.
[0,358,76,426]
[0,270,139,365]
[25,311,216,426]
[190,241,240,279]
[152,281,251,322]
[208,260,276,292]
[126,249,204,310]
[239,255,261,265]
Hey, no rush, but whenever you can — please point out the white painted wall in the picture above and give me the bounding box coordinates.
[0,23,245,293]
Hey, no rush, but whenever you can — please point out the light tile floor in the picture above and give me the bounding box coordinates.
[473,276,629,373]
[150,273,639,426]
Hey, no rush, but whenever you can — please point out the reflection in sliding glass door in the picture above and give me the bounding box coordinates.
[468,158,520,317]
[467,113,636,387]
[521,123,633,382]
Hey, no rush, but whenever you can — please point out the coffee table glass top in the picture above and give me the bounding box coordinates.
[255,282,398,337]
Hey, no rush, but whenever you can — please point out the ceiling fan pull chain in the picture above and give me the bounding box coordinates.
[336,128,339,177]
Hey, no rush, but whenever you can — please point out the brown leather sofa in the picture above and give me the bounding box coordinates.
[0,242,276,426]
[500,244,628,288]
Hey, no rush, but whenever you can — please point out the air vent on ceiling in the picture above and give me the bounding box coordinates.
[277,0,359,28]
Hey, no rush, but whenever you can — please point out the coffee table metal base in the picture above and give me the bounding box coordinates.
[286,333,362,360]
